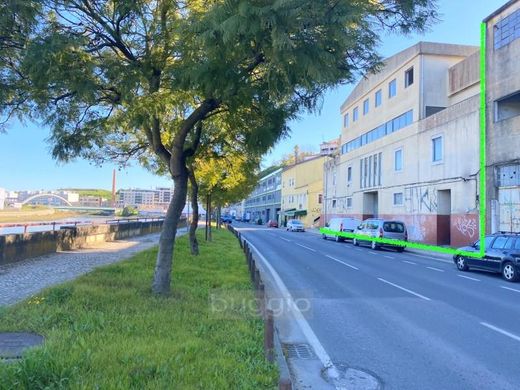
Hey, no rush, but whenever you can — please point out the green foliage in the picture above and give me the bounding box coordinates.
[60,188,112,199]
[118,206,139,217]
[0,230,277,389]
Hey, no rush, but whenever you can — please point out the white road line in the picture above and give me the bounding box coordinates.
[245,240,341,380]
[457,274,480,281]
[325,255,359,270]
[295,243,317,252]
[500,286,520,293]
[280,237,291,242]
[480,322,520,342]
[383,255,395,259]
[402,260,416,265]
[377,278,431,301]
[369,251,379,255]
[426,266,444,272]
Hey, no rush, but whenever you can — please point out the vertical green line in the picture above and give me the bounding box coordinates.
[479,22,487,258]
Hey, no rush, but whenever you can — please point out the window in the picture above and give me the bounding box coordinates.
[491,236,508,249]
[346,197,353,208]
[347,166,352,183]
[318,194,323,204]
[363,98,369,115]
[495,91,520,122]
[432,136,443,162]
[332,199,337,208]
[394,149,403,171]
[375,89,382,107]
[332,170,336,185]
[343,113,349,128]
[353,107,359,122]
[360,152,382,189]
[405,67,414,87]
[393,193,403,206]
[494,8,520,50]
[389,79,397,98]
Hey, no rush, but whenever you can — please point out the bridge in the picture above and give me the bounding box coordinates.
[22,193,72,206]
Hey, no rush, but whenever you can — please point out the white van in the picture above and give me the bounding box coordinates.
[323,217,361,242]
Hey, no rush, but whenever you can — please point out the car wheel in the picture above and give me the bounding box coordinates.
[371,241,379,250]
[502,262,519,282]
[455,256,469,271]
[396,246,405,253]
[322,234,327,240]
[353,238,359,246]
[335,235,341,242]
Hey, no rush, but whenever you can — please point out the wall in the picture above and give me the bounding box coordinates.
[0,219,180,266]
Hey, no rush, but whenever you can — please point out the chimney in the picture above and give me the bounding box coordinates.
[294,145,299,164]
[112,169,116,207]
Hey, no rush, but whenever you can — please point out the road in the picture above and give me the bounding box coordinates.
[234,222,520,390]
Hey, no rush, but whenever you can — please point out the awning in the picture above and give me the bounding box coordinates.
[285,209,307,217]
[283,208,296,216]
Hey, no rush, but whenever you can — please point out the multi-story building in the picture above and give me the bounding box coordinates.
[484,0,520,234]
[0,188,5,210]
[118,187,174,209]
[324,42,482,246]
[319,138,339,156]
[281,156,326,227]
[244,168,282,223]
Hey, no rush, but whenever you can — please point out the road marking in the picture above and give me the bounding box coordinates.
[369,251,379,255]
[402,260,416,265]
[426,266,444,272]
[377,278,431,301]
[295,243,317,252]
[325,255,359,270]
[500,286,520,293]
[280,237,291,242]
[245,240,341,380]
[480,322,520,342]
[383,255,395,259]
[457,274,480,281]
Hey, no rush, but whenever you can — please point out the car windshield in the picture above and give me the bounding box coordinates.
[291,221,303,225]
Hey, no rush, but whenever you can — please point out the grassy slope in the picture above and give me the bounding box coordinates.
[0,229,277,389]
[0,210,82,224]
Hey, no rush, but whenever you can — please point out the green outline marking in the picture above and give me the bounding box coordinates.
[319,24,488,260]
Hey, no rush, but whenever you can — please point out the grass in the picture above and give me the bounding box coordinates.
[0,209,82,224]
[0,229,277,389]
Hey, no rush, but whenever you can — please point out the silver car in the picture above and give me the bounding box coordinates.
[323,217,361,242]
[353,219,407,251]
[286,219,305,232]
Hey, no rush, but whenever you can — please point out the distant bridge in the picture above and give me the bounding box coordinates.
[22,193,72,206]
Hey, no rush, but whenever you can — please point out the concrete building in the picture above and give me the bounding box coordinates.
[118,187,174,209]
[0,188,5,210]
[281,156,326,227]
[244,168,282,223]
[319,138,339,156]
[324,42,482,246]
[484,0,520,234]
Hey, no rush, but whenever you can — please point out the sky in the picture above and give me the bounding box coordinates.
[0,0,505,192]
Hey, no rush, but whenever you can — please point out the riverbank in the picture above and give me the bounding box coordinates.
[0,209,82,223]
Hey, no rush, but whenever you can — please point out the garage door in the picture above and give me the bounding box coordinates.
[499,187,520,233]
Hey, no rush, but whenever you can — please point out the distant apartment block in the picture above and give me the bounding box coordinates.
[324,42,481,246]
[319,138,339,156]
[0,188,5,210]
[244,168,282,223]
[118,187,174,209]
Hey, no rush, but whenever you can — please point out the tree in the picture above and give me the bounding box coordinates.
[0,0,438,295]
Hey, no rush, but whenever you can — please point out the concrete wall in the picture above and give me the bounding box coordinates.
[0,219,181,266]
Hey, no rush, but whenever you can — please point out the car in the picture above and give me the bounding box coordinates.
[235,216,242,221]
[286,219,305,232]
[322,217,361,242]
[220,215,233,223]
[267,220,278,228]
[453,233,520,282]
[353,219,407,251]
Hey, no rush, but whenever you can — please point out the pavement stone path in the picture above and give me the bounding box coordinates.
[0,229,186,307]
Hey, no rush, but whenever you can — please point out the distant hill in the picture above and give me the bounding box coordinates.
[60,188,113,199]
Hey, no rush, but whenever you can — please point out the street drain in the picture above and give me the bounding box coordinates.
[282,343,318,360]
[0,332,44,362]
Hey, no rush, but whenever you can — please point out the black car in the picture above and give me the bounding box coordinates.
[220,215,233,224]
[453,233,520,282]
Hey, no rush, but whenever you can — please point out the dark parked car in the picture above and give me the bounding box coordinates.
[267,220,278,228]
[454,233,520,282]
[220,215,233,223]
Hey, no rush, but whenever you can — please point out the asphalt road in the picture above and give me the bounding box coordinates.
[234,222,520,390]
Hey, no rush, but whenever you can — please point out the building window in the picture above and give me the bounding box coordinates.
[346,197,353,208]
[363,98,369,115]
[394,149,403,171]
[389,79,397,98]
[432,136,443,162]
[494,8,520,50]
[347,166,352,183]
[343,113,349,128]
[375,89,382,107]
[318,194,323,204]
[353,107,359,122]
[495,91,520,122]
[360,152,382,189]
[393,193,403,206]
[332,170,336,185]
[405,67,414,88]
[332,199,337,208]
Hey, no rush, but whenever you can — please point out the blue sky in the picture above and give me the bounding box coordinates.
[0,0,505,191]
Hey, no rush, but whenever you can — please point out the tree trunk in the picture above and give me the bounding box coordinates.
[187,167,199,255]
[208,193,212,241]
[152,172,189,295]
[205,194,209,241]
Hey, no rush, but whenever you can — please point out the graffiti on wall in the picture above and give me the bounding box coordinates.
[404,186,438,214]
[454,216,477,239]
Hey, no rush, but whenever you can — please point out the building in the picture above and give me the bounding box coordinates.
[0,188,5,210]
[324,42,482,246]
[244,168,282,223]
[281,156,326,227]
[118,187,174,209]
[484,0,520,234]
[319,138,339,156]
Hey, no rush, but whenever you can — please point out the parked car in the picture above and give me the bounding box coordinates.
[220,215,233,223]
[353,219,407,251]
[255,218,263,225]
[453,233,520,282]
[267,220,279,228]
[287,219,305,232]
[235,216,242,221]
[322,217,361,242]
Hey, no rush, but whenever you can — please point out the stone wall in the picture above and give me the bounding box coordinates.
[0,219,185,266]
